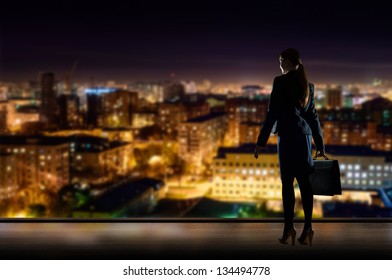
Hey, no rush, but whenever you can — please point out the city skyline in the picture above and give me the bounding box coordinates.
[1,1,392,84]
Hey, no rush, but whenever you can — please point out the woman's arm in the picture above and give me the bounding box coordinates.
[304,83,325,153]
[256,77,280,147]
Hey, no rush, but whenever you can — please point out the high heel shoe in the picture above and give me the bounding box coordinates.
[278,227,296,245]
[298,228,314,246]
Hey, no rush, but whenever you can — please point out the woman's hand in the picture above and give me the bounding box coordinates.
[315,149,328,160]
[254,145,263,159]
[316,149,325,157]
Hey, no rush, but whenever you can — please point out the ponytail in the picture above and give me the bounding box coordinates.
[280,48,309,108]
[297,63,309,108]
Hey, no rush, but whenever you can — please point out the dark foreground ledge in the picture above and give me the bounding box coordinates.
[0,219,391,260]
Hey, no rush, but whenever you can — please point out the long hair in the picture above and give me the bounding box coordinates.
[280,48,309,108]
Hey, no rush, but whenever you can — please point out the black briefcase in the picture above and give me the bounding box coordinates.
[310,154,342,196]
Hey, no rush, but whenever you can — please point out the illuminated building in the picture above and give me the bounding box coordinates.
[239,122,278,145]
[128,81,185,103]
[72,178,166,217]
[326,86,343,109]
[322,120,377,146]
[71,136,133,183]
[58,94,81,128]
[362,97,392,127]
[328,146,392,189]
[316,107,392,151]
[225,97,269,145]
[212,144,392,204]
[132,110,157,128]
[0,102,7,133]
[0,136,70,192]
[4,98,40,133]
[178,112,227,174]
[212,144,281,202]
[159,97,210,138]
[374,126,392,151]
[101,90,138,127]
[0,153,18,200]
[39,72,58,128]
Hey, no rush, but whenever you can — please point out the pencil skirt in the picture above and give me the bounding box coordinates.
[277,134,314,180]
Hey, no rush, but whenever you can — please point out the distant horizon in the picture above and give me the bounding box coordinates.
[1,70,389,86]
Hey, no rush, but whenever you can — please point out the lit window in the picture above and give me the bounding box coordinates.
[376,165,382,171]
[249,169,254,175]
[262,170,267,176]
[255,170,260,175]
[347,172,353,178]
[384,166,390,171]
[354,172,360,178]
[369,165,375,171]
[348,165,353,170]
[362,173,367,178]
[370,180,374,185]
[377,180,382,185]
[340,164,346,170]
[354,180,360,185]
[242,169,247,175]
[354,164,360,170]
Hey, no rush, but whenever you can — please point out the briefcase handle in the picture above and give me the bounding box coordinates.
[313,152,329,160]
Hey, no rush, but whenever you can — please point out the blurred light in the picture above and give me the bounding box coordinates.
[84,87,117,95]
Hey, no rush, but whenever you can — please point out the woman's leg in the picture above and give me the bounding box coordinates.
[296,174,313,229]
[281,175,295,230]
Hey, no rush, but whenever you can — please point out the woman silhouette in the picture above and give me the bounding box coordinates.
[254,48,325,246]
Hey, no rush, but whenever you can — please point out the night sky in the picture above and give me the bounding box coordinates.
[1,0,392,84]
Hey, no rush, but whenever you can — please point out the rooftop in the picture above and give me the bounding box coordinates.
[76,178,165,213]
[214,143,392,159]
[187,112,226,123]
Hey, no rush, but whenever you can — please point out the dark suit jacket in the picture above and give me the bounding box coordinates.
[256,70,324,152]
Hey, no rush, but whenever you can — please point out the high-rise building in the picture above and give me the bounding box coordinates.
[326,86,343,109]
[58,94,80,128]
[0,153,18,201]
[225,97,269,145]
[0,102,7,134]
[39,72,58,127]
[86,93,102,128]
[0,136,70,192]
[101,90,138,127]
[178,112,227,174]
[159,97,210,139]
